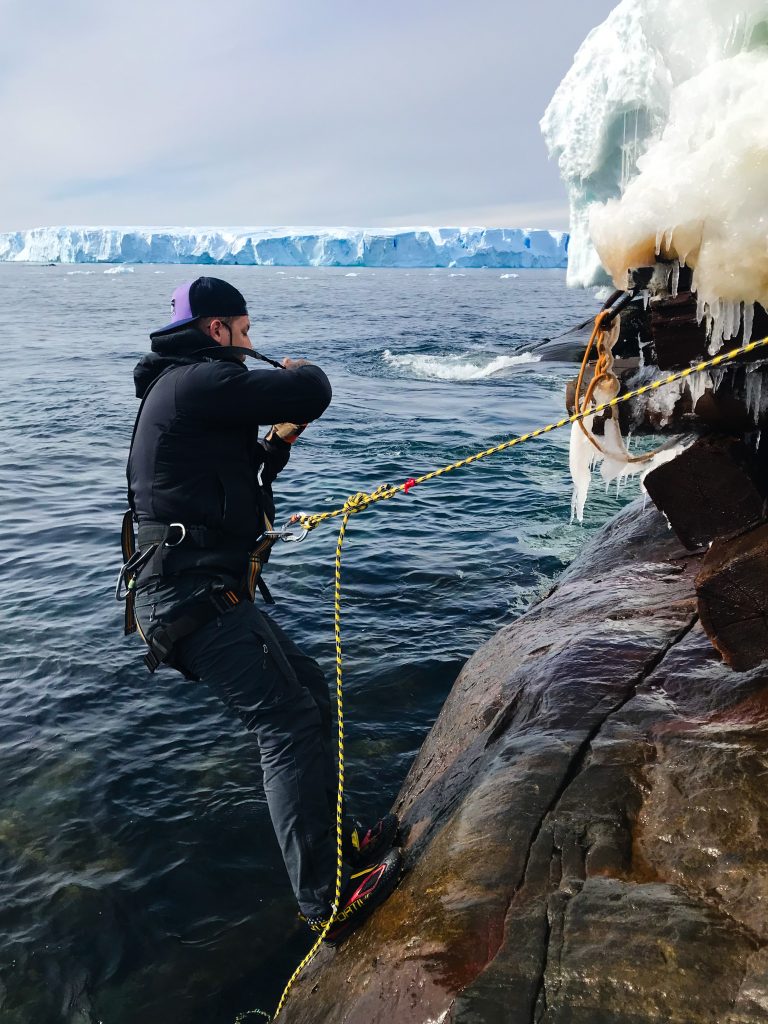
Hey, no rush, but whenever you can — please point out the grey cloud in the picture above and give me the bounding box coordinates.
[2,0,616,230]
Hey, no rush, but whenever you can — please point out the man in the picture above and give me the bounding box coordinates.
[124,276,401,943]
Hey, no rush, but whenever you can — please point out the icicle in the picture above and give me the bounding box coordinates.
[696,290,707,329]
[745,367,763,423]
[687,370,711,411]
[569,416,596,523]
[732,301,741,341]
[671,259,680,298]
[711,367,726,392]
[707,299,723,354]
[743,302,754,344]
[599,415,633,485]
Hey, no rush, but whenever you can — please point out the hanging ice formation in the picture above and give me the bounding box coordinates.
[569,320,694,522]
[542,0,768,349]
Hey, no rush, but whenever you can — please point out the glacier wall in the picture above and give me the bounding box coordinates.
[541,0,768,303]
[0,226,569,270]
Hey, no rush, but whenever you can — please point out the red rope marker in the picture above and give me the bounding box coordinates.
[403,478,417,494]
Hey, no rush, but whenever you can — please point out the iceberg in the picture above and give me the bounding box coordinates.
[0,226,569,270]
[541,0,768,322]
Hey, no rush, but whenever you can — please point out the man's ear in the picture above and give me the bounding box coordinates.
[207,318,225,344]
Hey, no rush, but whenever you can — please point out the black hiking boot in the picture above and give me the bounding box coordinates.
[345,813,399,868]
[303,847,402,946]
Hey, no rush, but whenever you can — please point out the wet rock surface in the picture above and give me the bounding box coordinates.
[281,501,768,1023]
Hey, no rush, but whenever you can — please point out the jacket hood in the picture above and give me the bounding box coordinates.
[133,326,211,397]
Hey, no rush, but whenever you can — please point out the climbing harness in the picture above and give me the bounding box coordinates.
[116,512,283,670]
[237,331,768,1022]
[117,344,296,667]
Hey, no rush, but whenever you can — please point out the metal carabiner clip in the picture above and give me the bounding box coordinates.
[260,516,309,544]
[115,562,133,602]
[115,544,159,601]
[164,523,187,547]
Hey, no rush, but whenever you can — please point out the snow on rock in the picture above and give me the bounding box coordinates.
[0,226,569,270]
[541,0,768,338]
[591,48,768,345]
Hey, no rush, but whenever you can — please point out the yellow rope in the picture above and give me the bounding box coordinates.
[236,510,352,1024]
[298,335,768,534]
[240,331,768,1022]
[272,510,352,1018]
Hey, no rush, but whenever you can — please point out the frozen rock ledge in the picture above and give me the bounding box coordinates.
[279,498,768,1024]
[0,226,569,269]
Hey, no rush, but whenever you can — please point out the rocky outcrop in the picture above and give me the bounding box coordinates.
[282,500,768,1023]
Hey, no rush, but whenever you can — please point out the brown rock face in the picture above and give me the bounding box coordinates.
[650,290,709,370]
[281,502,768,1024]
[697,521,768,670]
[644,436,767,550]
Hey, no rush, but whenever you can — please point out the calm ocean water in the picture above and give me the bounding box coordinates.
[0,265,638,1022]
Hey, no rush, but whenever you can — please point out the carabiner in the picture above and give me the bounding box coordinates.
[260,516,309,544]
[164,523,187,547]
[115,544,158,601]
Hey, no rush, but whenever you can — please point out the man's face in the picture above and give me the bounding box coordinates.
[227,315,253,355]
[206,314,253,360]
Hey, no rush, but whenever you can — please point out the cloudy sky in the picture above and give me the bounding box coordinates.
[2,1,615,232]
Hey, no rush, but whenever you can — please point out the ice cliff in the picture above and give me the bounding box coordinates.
[541,0,768,317]
[0,226,568,269]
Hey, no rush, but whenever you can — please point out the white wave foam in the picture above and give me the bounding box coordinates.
[66,270,94,275]
[500,273,519,279]
[104,265,134,274]
[382,349,540,381]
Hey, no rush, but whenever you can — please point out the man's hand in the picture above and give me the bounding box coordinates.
[267,422,308,445]
[281,357,310,370]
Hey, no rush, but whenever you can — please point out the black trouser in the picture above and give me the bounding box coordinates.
[135,583,350,918]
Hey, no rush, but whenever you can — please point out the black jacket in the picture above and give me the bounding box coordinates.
[128,326,332,579]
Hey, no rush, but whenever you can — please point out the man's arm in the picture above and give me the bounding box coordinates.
[180,359,332,426]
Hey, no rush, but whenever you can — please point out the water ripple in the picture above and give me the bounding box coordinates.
[0,265,637,1022]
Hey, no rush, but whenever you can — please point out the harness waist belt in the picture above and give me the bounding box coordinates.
[137,520,253,551]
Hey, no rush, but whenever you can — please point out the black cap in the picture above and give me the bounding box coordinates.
[154,276,248,335]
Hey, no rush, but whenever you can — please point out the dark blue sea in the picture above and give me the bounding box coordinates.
[0,264,637,1023]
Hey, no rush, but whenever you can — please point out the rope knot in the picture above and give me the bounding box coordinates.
[344,491,373,513]
[298,513,322,532]
[342,484,395,516]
